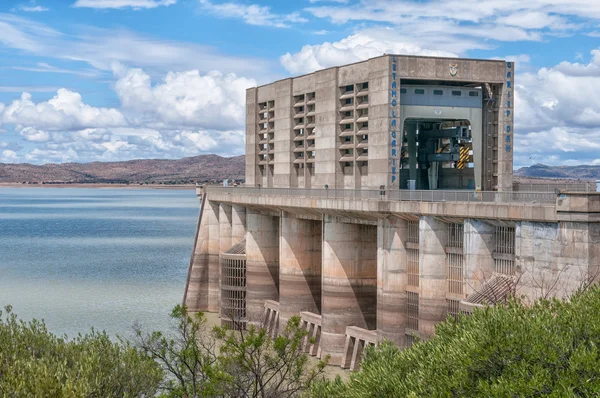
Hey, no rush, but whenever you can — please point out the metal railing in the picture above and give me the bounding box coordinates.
[203,185,558,204]
[513,181,598,193]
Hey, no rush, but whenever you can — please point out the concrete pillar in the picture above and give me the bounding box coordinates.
[377,216,407,345]
[184,200,210,312]
[321,217,377,365]
[218,204,232,315]
[464,219,495,297]
[219,204,233,253]
[231,205,246,243]
[206,201,221,312]
[246,209,280,326]
[279,214,322,324]
[419,216,447,337]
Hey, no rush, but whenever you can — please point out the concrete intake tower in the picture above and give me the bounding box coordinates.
[183,54,600,369]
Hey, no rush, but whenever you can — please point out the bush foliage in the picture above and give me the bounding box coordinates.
[135,305,327,397]
[0,305,163,397]
[312,286,600,397]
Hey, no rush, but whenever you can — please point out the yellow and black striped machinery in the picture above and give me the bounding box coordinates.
[457,146,470,169]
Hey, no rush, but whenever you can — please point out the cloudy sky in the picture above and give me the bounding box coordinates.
[1,0,600,167]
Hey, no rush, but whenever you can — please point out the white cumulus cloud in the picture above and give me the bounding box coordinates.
[281,31,457,75]
[515,49,600,166]
[1,89,126,132]
[114,67,255,130]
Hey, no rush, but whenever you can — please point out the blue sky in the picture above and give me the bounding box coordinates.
[1,0,600,168]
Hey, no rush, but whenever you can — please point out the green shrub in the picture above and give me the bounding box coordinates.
[0,305,162,397]
[312,286,600,397]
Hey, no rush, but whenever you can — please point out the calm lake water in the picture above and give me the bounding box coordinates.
[0,187,198,340]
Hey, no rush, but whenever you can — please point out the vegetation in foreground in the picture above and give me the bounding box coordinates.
[4,286,600,397]
[0,305,326,397]
[0,305,162,397]
[312,286,600,397]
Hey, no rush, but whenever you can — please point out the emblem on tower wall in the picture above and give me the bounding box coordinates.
[449,63,458,76]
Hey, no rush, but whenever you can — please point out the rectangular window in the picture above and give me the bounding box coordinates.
[400,88,407,94]
[363,82,368,89]
[452,90,462,96]
[345,136,351,142]
[415,89,425,95]
[345,111,352,117]
[346,85,353,92]
[433,89,443,96]
[345,124,352,130]
[345,98,352,104]
[469,91,479,97]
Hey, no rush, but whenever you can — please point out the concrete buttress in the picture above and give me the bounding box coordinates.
[377,216,407,345]
[419,216,447,336]
[321,216,377,365]
[246,209,280,326]
[279,213,322,324]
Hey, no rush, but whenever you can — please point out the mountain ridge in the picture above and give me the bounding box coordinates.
[0,154,245,184]
[515,163,600,180]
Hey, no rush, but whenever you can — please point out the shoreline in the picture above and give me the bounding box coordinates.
[0,183,196,190]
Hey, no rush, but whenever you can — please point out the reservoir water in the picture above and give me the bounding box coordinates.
[0,187,198,340]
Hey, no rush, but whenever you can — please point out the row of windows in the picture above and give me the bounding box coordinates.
[401,88,479,97]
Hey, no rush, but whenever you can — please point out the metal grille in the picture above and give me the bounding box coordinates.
[221,257,247,329]
[407,220,420,287]
[494,226,515,275]
[447,253,464,295]
[447,299,460,320]
[407,249,419,287]
[447,223,464,248]
[407,292,419,331]
[405,334,416,347]
[407,221,419,243]
[446,223,464,295]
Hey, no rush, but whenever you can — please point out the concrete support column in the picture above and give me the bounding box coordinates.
[246,209,280,326]
[218,204,233,315]
[464,219,495,297]
[231,205,247,243]
[206,201,221,312]
[377,216,407,346]
[279,214,322,324]
[219,204,233,253]
[184,200,210,312]
[419,216,447,337]
[321,217,377,365]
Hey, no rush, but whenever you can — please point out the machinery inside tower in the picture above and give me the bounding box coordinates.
[399,84,484,191]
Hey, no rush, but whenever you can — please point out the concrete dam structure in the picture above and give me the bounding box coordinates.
[183,54,600,369]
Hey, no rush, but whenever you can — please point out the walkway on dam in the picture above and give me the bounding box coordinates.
[203,186,558,204]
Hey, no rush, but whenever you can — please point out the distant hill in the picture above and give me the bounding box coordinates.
[0,154,245,184]
[515,164,600,180]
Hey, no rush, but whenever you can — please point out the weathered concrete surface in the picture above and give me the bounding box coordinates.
[464,219,495,297]
[321,216,377,365]
[376,216,408,345]
[207,201,221,312]
[184,199,210,312]
[279,213,322,324]
[516,221,600,301]
[231,204,247,243]
[218,204,232,313]
[206,190,560,223]
[246,209,280,326]
[419,216,447,337]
